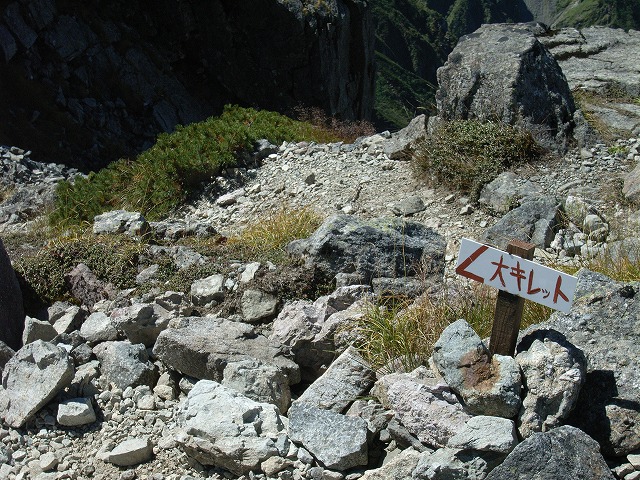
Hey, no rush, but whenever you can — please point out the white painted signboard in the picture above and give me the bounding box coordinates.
[456,238,578,313]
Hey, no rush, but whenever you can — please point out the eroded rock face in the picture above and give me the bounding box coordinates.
[515,329,586,438]
[0,237,24,351]
[435,23,575,152]
[0,0,374,170]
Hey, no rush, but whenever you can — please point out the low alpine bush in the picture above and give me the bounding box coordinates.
[412,120,540,200]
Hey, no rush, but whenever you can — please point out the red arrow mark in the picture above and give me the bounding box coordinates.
[455,244,489,283]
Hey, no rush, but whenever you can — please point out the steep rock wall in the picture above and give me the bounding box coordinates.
[0,0,374,170]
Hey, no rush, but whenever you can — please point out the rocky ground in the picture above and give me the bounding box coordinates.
[1,23,640,480]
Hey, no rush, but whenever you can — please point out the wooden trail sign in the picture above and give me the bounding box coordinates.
[456,238,578,356]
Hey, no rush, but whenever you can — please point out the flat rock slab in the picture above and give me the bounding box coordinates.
[485,426,614,480]
[288,402,368,471]
[1,340,74,427]
[295,346,375,413]
[153,316,299,384]
[103,437,154,467]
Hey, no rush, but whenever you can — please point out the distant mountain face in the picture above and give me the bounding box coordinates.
[372,0,640,130]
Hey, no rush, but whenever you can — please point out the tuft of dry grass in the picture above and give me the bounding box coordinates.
[292,106,376,144]
[351,279,554,374]
[227,206,323,263]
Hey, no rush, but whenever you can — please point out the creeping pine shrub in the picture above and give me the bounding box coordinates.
[50,105,341,227]
[412,120,540,200]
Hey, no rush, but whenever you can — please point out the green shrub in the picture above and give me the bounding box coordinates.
[14,234,144,305]
[412,120,540,200]
[50,105,340,227]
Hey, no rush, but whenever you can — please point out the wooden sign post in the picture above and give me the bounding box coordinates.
[456,238,578,357]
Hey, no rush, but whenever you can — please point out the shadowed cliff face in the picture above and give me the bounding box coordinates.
[0,0,375,170]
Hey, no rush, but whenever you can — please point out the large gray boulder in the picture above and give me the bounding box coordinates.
[175,380,286,475]
[413,447,504,480]
[432,320,522,418]
[1,340,74,427]
[485,426,614,480]
[92,341,158,390]
[435,23,575,152]
[526,269,640,456]
[515,329,586,438]
[0,237,24,351]
[286,214,445,286]
[288,402,369,471]
[482,195,560,250]
[153,316,300,385]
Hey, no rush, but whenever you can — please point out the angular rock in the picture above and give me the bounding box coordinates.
[432,319,522,418]
[485,426,614,480]
[222,359,291,414]
[93,210,149,236]
[103,437,154,467]
[190,274,225,306]
[482,196,560,250]
[175,380,286,475]
[110,303,171,347]
[392,195,426,216]
[57,397,97,426]
[373,368,472,448]
[153,316,299,384]
[1,340,74,427]
[0,341,14,375]
[479,172,542,214]
[0,25,17,63]
[414,447,504,480]
[52,305,87,335]
[515,329,586,438]
[529,269,640,456]
[359,447,422,480]
[241,289,279,323]
[295,346,376,413]
[623,162,640,204]
[0,236,25,351]
[270,285,371,380]
[79,311,118,344]
[383,114,427,160]
[65,263,116,309]
[286,214,445,285]
[288,402,368,471]
[93,341,158,390]
[436,23,575,152]
[447,415,518,454]
[22,316,57,345]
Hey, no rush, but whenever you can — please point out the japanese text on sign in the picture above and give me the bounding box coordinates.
[456,238,577,313]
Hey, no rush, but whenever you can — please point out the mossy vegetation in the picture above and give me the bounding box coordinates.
[412,119,541,200]
[50,105,340,228]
